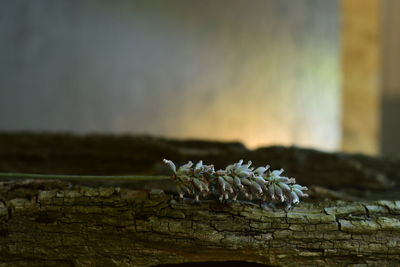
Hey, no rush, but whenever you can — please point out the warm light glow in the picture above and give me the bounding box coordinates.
[0,1,340,152]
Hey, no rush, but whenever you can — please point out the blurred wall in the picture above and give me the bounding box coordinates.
[0,0,340,150]
[381,0,400,157]
[341,0,381,155]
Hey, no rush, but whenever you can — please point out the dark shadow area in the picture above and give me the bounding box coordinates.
[153,261,270,267]
[381,95,400,157]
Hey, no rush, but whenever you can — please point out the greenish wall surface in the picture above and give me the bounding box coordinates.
[381,0,400,157]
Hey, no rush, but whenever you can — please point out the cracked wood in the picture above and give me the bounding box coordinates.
[0,180,400,266]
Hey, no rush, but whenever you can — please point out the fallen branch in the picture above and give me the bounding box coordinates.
[0,179,399,266]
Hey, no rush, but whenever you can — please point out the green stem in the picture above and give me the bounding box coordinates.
[0,172,170,181]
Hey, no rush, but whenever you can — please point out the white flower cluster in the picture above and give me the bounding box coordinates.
[163,159,308,209]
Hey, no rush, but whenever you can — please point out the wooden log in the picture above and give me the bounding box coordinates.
[1,179,399,266]
[1,132,400,194]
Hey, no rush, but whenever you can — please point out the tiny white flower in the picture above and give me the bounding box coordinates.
[163,159,176,173]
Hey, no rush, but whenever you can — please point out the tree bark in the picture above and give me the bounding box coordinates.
[1,132,400,195]
[1,179,399,266]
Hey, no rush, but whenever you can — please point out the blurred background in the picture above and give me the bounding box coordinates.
[0,0,399,157]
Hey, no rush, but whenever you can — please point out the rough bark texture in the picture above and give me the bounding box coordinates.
[1,133,400,197]
[1,179,400,267]
[1,133,400,266]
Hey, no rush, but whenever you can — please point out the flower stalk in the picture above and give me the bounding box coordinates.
[164,159,308,209]
[0,172,169,181]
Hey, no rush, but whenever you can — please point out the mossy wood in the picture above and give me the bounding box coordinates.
[1,179,399,266]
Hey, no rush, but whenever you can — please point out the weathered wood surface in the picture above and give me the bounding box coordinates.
[1,179,399,266]
[1,133,400,196]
